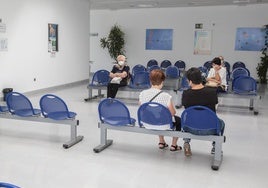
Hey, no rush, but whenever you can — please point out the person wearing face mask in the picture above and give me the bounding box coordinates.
[107,55,130,98]
[206,57,227,92]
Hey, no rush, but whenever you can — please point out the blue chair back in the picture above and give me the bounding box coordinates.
[132,64,146,76]
[147,59,158,68]
[232,61,246,70]
[203,61,212,70]
[165,66,180,79]
[90,69,110,86]
[232,76,257,94]
[231,67,250,79]
[129,71,150,89]
[98,98,136,126]
[198,66,208,77]
[40,94,76,120]
[160,60,172,70]
[147,65,161,72]
[181,105,221,135]
[179,76,190,91]
[6,92,41,117]
[137,102,173,129]
[174,60,186,71]
[0,182,20,188]
[224,61,231,80]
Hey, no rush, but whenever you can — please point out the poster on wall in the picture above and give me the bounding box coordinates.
[235,27,265,51]
[193,30,212,55]
[146,29,173,50]
[0,38,8,51]
[48,23,58,52]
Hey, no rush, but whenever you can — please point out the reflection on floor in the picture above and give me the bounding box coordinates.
[0,84,268,188]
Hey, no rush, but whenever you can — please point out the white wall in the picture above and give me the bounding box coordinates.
[0,0,90,96]
[90,4,268,79]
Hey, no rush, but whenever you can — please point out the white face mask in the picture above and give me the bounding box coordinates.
[118,61,125,66]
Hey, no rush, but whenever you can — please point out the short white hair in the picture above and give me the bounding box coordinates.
[117,55,126,61]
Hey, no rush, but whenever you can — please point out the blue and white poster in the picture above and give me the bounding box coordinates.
[235,27,265,51]
[146,29,173,50]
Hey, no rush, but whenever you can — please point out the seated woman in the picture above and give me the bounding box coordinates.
[139,69,182,151]
[206,57,227,92]
[107,55,130,98]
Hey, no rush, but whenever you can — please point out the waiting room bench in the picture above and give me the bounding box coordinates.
[93,122,226,170]
[0,92,83,149]
[0,112,83,148]
[84,77,181,101]
[218,92,261,115]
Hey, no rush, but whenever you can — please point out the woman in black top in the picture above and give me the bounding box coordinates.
[107,55,130,98]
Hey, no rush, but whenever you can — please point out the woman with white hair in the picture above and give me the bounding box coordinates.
[107,55,130,98]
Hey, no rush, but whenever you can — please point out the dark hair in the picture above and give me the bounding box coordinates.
[186,67,202,84]
[211,57,221,66]
[150,69,165,85]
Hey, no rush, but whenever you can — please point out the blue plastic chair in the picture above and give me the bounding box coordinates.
[39,94,77,120]
[132,64,146,76]
[137,102,173,129]
[203,61,212,70]
[179,76,190,91]
[6,92,41,117]
[147,64,161,72]
[147,59,158,68]
[98,98,136,126]
[199,66,208,77]
[232,76,257,95]
[129,71,150,89]
[232,61,246,70]
[0,182,20,188]
[174,60,186,71]
[231,67,250,80]
[223,61,231,80]
[165,66,180,79]
[160,60,172,70]
[181,105,221,135]
[90,69,110,86]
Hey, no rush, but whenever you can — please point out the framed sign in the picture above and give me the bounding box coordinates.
[193,30,212,55]
[146,29,173,50]
[48,23,58,52]
[235,27,265,51]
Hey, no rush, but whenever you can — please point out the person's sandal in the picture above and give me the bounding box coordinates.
[184,143,192,156]
[158,143,168,149]
[170,145,182,151]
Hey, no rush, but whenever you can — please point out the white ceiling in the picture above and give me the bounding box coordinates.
[90,0,268,10]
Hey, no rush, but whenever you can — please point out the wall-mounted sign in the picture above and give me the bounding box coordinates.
[195,23,203,29]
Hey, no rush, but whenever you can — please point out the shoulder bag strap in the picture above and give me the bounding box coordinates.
[149,91,163,102]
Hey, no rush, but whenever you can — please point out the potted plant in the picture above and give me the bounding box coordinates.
[256,24,268,84]
[100,24,125,62]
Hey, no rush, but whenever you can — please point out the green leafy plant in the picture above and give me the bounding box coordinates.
[256,24,268,84]
[100,24,125,61]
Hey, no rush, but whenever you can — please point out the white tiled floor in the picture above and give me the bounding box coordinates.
[0,84,268,188]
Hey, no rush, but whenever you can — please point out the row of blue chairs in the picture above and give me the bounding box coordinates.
[99,98,222,135]
[199,65,250,81]
[91,66,181,90]
[204,60,247,80]
[204,60,246,71]
[147,59,186,71]
[0,92,76,120]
